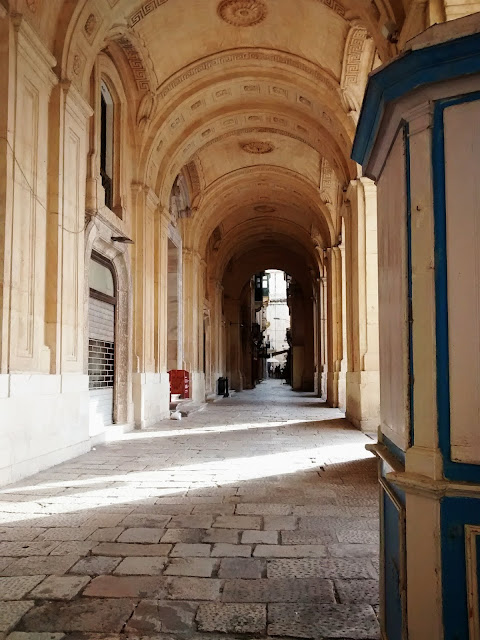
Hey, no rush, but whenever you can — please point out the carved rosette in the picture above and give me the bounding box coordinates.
[217,0,267,26]
[241,141,274,154]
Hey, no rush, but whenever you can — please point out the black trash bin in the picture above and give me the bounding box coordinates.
[217,377,229,398]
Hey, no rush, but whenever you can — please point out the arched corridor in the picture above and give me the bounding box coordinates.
[1,0,480,637]
[0,381,379,638]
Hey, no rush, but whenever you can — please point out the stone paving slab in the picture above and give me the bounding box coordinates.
[69,557,122,576]
[7,633,66,639]
[167,578,222,601]
[92,543,172,556]
[222,577,335,603]
[0,381,379,638]
[0,556,80,577]
[196,603,266,634]
[29,576,90,600]
[114,557,167,575]
[268,603,381,639]
[267,558,376,579]
[218,558,265,579]
[17,599,136,633]
[125,600,198,634]
[164,558,218,577]
[0,576,44,600]
[0,602,34,633]
[171,544,211,557]
[211,543,252,557]
[84,576,169,598]
[117,528,164,544]
[335,579,379,605]
[0,529,46,542]
[254,544,326,558]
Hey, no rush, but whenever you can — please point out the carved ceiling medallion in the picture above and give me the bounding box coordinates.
[254,204,276,213]
[241,141,274,154]
[217,0,267,27]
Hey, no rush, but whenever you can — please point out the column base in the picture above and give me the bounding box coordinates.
[346,370,380,431]
[133,372,170,429]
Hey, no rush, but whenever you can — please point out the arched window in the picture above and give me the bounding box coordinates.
[100,81,114,210]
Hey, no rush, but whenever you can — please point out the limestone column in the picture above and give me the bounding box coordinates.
[131,184,167,427]
[338,224,348,410]
[224,297,243,391]
[326,247,342,407]
[320,272,328,398]
[153,206,171,412]
[182,247,205,401]
[345,177,380,430]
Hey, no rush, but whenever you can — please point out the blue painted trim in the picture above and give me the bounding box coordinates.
[441,497,480,640]
[352,31,480,167]
[432,91,480,483]
[404,122,414,448]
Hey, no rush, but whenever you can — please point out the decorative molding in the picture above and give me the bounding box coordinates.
[84,13,98,37]
[217,0,268,27]
[157,50,338,99]
[342,27,368,86]
[241,141,274,154]
[314,0,346,17]
[201,127,316,155]
[128,0,345,27]
[112,35,151,91]
[129,0,169,27]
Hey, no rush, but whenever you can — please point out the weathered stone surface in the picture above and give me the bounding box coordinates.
[1,555,79,576]
[50,542,98,556]
[254,544,326,558]
[38,528,96,542]
[263,516,298,530]
[92,543,171,556]
[0,576,44,600]
[213,516,261,530]
[18,599,135,633]
[69,556,122,576]
[167,516,213,530]
[120,515,171,529]
[335,579,379,604]
[164,558,218,577]
[114,557,167,575]
[170,543,211,557]
[87,528,124,543]
[0,601,34,633]
[268,603,381,638]
[236,504,292,516]
[83,576,168,599]
[0,542,59,557]
[222,577,335,603]
[211,543,252,557]
[116,528,164,544]
[240,530,278,545]
[218,558,265,579]
[161,529,205,544]
[29,576,90,600]
[125,600,198,634]
[196,603,266,634]
[202,529,240,544]
[168,578,222,601]
[281,530,337,544]
[328,543,378,558]
[0,529,46,542]
[267,558,375,579]
[336,530,380,544]
[7,633,66,639]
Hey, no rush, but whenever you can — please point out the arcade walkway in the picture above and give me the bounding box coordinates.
[0,381,380,639]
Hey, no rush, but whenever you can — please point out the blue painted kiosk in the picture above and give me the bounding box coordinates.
[352,14,480,640]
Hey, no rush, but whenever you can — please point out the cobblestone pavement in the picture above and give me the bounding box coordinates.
[0,380,380,640]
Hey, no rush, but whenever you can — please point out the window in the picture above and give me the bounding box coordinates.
[100,81,114,210]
